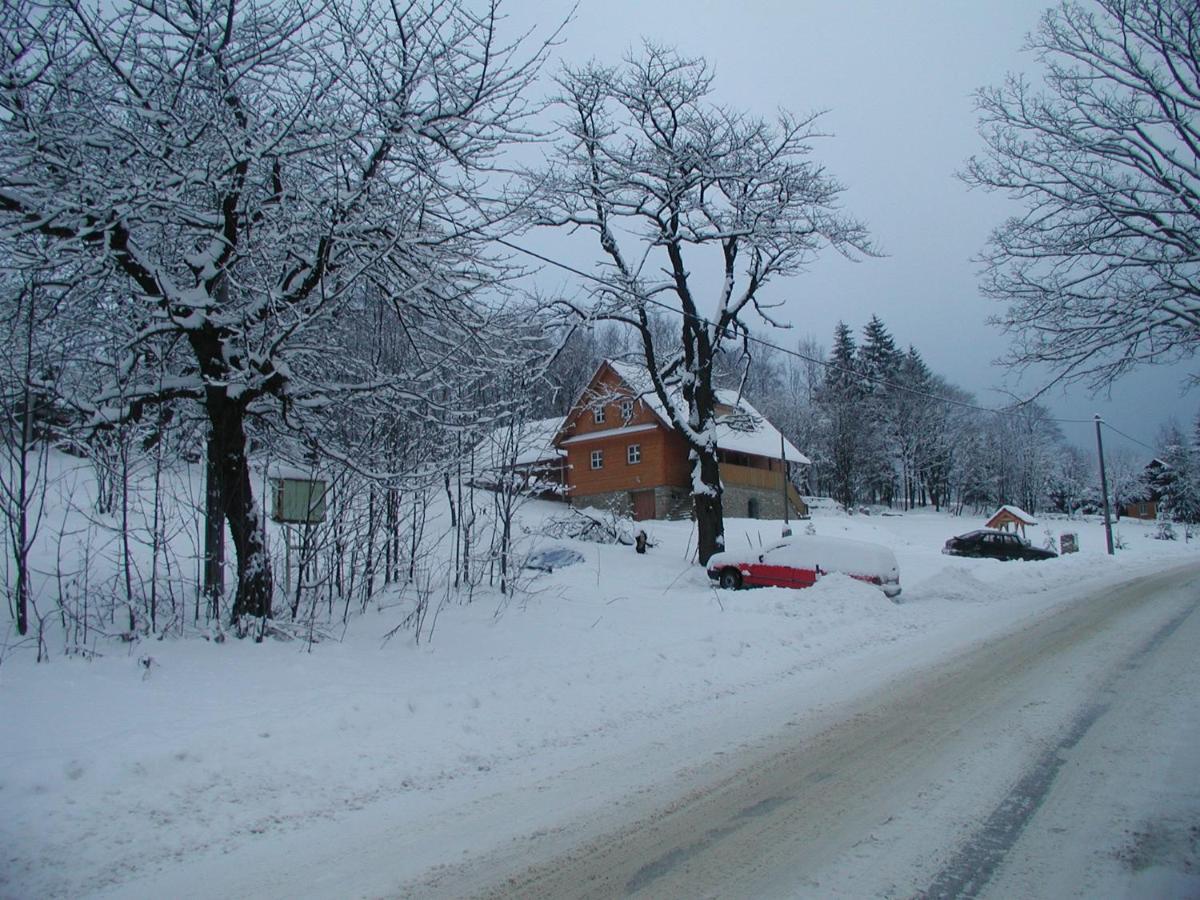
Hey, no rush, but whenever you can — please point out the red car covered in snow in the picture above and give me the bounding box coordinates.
[706,536,902,599]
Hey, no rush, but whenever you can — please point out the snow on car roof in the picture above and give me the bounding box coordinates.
[767,536,898,578]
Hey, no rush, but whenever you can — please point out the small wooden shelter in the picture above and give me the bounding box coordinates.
[986,505,1037,539]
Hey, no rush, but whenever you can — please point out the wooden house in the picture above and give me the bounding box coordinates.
[554,361,809,521]
[1122,458,1166,520]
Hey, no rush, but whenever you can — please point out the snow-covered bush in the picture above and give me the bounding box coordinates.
[1042,528,1057,553]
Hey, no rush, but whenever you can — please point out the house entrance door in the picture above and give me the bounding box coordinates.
[632,490,656,521]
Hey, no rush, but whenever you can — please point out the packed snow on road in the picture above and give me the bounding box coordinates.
[2,461,1198,898]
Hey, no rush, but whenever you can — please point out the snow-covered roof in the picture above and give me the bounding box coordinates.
[267,463,327,482]
[712,393,808,465]
[603,360,810,465]
[474,417,565,470]
[987,505,1038,526]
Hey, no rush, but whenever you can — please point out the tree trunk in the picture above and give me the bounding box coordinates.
[13,390,32,636]
[11,282,38,636]
[206,395,273,625]
[203,432,225,619]
[692,447,725,565]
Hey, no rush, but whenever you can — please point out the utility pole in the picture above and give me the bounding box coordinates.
[781,431,792,538]
[1095,415,1114,555]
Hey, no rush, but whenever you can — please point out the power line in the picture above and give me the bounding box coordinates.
[1098,420,1162,457]
[424,206,1164,448]
[486,231,1133,429]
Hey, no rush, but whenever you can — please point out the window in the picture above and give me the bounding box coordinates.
[620,399,634,422]
[627,443,641,465]
[591,449,603,469]
[593,406,606,424]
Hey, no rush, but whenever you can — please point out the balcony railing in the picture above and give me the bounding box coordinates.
[719,461,781,490]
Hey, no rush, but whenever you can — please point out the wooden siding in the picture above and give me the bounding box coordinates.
[559,361,691,500]
[557,361,802,512]
[660,428,692,487]
[564,424,689,497]
[1123,500,1158,520]
[720,462,783,490]
[717,449,785,472]
[559,362,660,440]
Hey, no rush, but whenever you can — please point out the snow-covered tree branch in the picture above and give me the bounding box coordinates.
[538,44,872,563]
[964,0,1200,391]
[0,0,554,629]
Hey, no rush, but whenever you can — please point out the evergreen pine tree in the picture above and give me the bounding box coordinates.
[1155,422,1200,524]
[895,347,934,509]
[857,316,901,505]
[817,322,865,508]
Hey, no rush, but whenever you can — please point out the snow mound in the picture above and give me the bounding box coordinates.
[910,565,999,604]
[807,572,896,606]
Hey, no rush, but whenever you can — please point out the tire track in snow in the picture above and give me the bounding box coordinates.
[920,590,1199,899]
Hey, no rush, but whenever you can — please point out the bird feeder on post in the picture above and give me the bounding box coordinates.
[269,466,327,595]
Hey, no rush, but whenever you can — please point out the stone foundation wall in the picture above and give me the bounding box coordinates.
[571,486,693,521]
[572,484,798,521]
[571,488,634,517]
[723,484,788,520]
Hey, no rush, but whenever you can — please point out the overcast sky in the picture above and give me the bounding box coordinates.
[518,0,1196,456]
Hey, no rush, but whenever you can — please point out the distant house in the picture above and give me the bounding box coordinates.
[472,416,566,497]
[1122,458,1167,520]
[986,505,1037,538]
[553,360,809,521]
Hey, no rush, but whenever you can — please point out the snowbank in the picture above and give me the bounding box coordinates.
[2,491,1197,898]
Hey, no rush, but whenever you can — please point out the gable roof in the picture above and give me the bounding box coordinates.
[986,504,1038,527]
[573,360,810,465]
[474,416,565,471]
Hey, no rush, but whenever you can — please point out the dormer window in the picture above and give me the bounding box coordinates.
[593,406,606,424]
[620,399,634,422]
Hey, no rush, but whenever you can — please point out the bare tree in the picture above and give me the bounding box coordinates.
[1,0,552,630]
[0,271,57,636]
[541,45,871,562]
[1104,446,1144,519]
[965,0,1200,390]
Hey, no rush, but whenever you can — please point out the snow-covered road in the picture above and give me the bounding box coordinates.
[6,500,1200,900]
[417,563,1200,898]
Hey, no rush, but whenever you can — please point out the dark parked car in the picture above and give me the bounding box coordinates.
[942,529,1057,561]
[707,536,901,598]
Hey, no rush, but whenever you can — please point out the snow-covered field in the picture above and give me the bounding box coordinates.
[2,480,1198,898]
